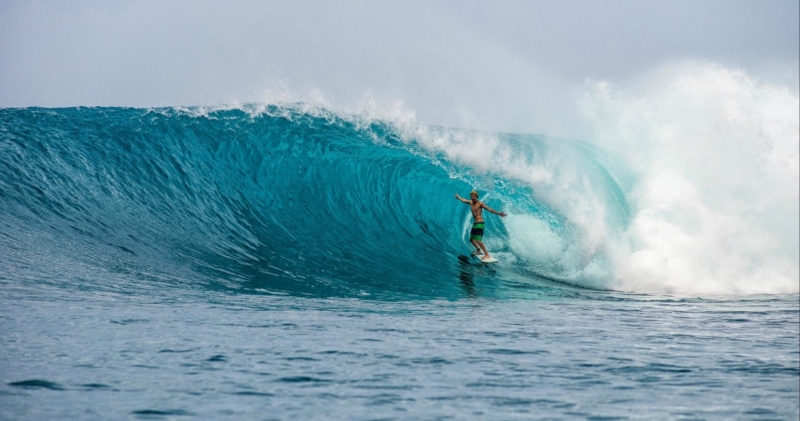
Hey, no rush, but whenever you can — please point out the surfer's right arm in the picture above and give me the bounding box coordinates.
[455,194,471,204]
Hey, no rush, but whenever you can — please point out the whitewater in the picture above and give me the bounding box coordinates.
[1,62,798,419]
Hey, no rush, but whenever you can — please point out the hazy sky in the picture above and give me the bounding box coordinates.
[1,0,798,132]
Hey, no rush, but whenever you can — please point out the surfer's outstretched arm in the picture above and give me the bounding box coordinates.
[454,194,471,204]
[482,204,507,217]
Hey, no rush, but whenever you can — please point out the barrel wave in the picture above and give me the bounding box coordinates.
[2,95,797,298]
[0,106,628,299]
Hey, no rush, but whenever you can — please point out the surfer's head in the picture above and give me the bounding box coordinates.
[469,190,479,199]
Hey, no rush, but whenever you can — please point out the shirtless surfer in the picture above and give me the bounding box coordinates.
[455,190,506,261]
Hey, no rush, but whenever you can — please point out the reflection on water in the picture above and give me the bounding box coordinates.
[456,254,499,298]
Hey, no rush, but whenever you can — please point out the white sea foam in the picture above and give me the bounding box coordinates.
[580,61,799,294]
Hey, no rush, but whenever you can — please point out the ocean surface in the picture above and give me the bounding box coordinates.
[1,106,798,420]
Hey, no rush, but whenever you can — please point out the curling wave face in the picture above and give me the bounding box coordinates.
[0,106,628,298]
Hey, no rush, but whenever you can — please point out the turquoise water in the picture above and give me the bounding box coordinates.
[1,106,798,419]
[0,106,628,298]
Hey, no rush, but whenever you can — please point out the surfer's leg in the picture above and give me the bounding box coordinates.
[470,240,483,255]
[476,240,490,259]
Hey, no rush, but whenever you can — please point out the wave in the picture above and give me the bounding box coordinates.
[1,63,797,297]
[0,105,614,298]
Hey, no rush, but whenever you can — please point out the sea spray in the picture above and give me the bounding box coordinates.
[581,61,799,294]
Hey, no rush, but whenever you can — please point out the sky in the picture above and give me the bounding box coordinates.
[1,0,798,134]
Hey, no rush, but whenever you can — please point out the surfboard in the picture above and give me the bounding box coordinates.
[472,255,498,263]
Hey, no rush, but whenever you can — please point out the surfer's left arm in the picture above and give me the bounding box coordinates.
[482,203,507,218]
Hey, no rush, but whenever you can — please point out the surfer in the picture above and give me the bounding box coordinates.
[455,190,506,261]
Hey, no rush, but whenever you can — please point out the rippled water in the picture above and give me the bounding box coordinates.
[2,286,797,420]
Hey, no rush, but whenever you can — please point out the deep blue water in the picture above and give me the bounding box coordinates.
[1,106,798,419]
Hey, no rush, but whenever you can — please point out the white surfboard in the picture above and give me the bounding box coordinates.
[472,255,498,263]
